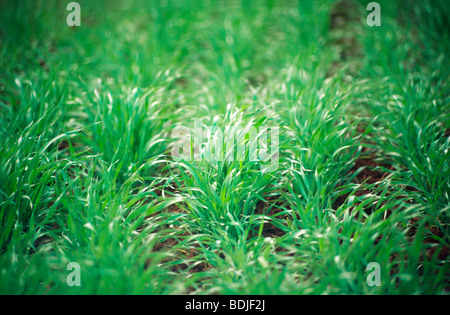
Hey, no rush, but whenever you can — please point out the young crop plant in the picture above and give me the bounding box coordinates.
[81,85,171,182]
[0,0,448,296]
[169,105,288,244]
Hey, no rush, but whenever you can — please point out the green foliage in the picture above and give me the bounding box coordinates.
[0,0,448,294]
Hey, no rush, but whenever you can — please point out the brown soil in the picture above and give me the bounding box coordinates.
[344,150,448,278]
[144,195,209,273]
[146,231,212,273]
[57,139,84,151]
[351,155,393,185]
[30,222,59,254]
[333,151,394,211]
[254,196,286,238]
[444,129,450,139]
[146,195,289,273]
[39,58,49,72]
[407,217,449,261]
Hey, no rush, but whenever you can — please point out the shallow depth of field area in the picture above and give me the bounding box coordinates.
[0,0,449,294]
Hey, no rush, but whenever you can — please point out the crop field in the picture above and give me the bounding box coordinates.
[0,0,449,295]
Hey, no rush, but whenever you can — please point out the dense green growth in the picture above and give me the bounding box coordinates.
[0,0,448,294]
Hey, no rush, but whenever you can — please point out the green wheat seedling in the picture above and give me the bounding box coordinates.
[169,106,288,243]
[0,0,448,295]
